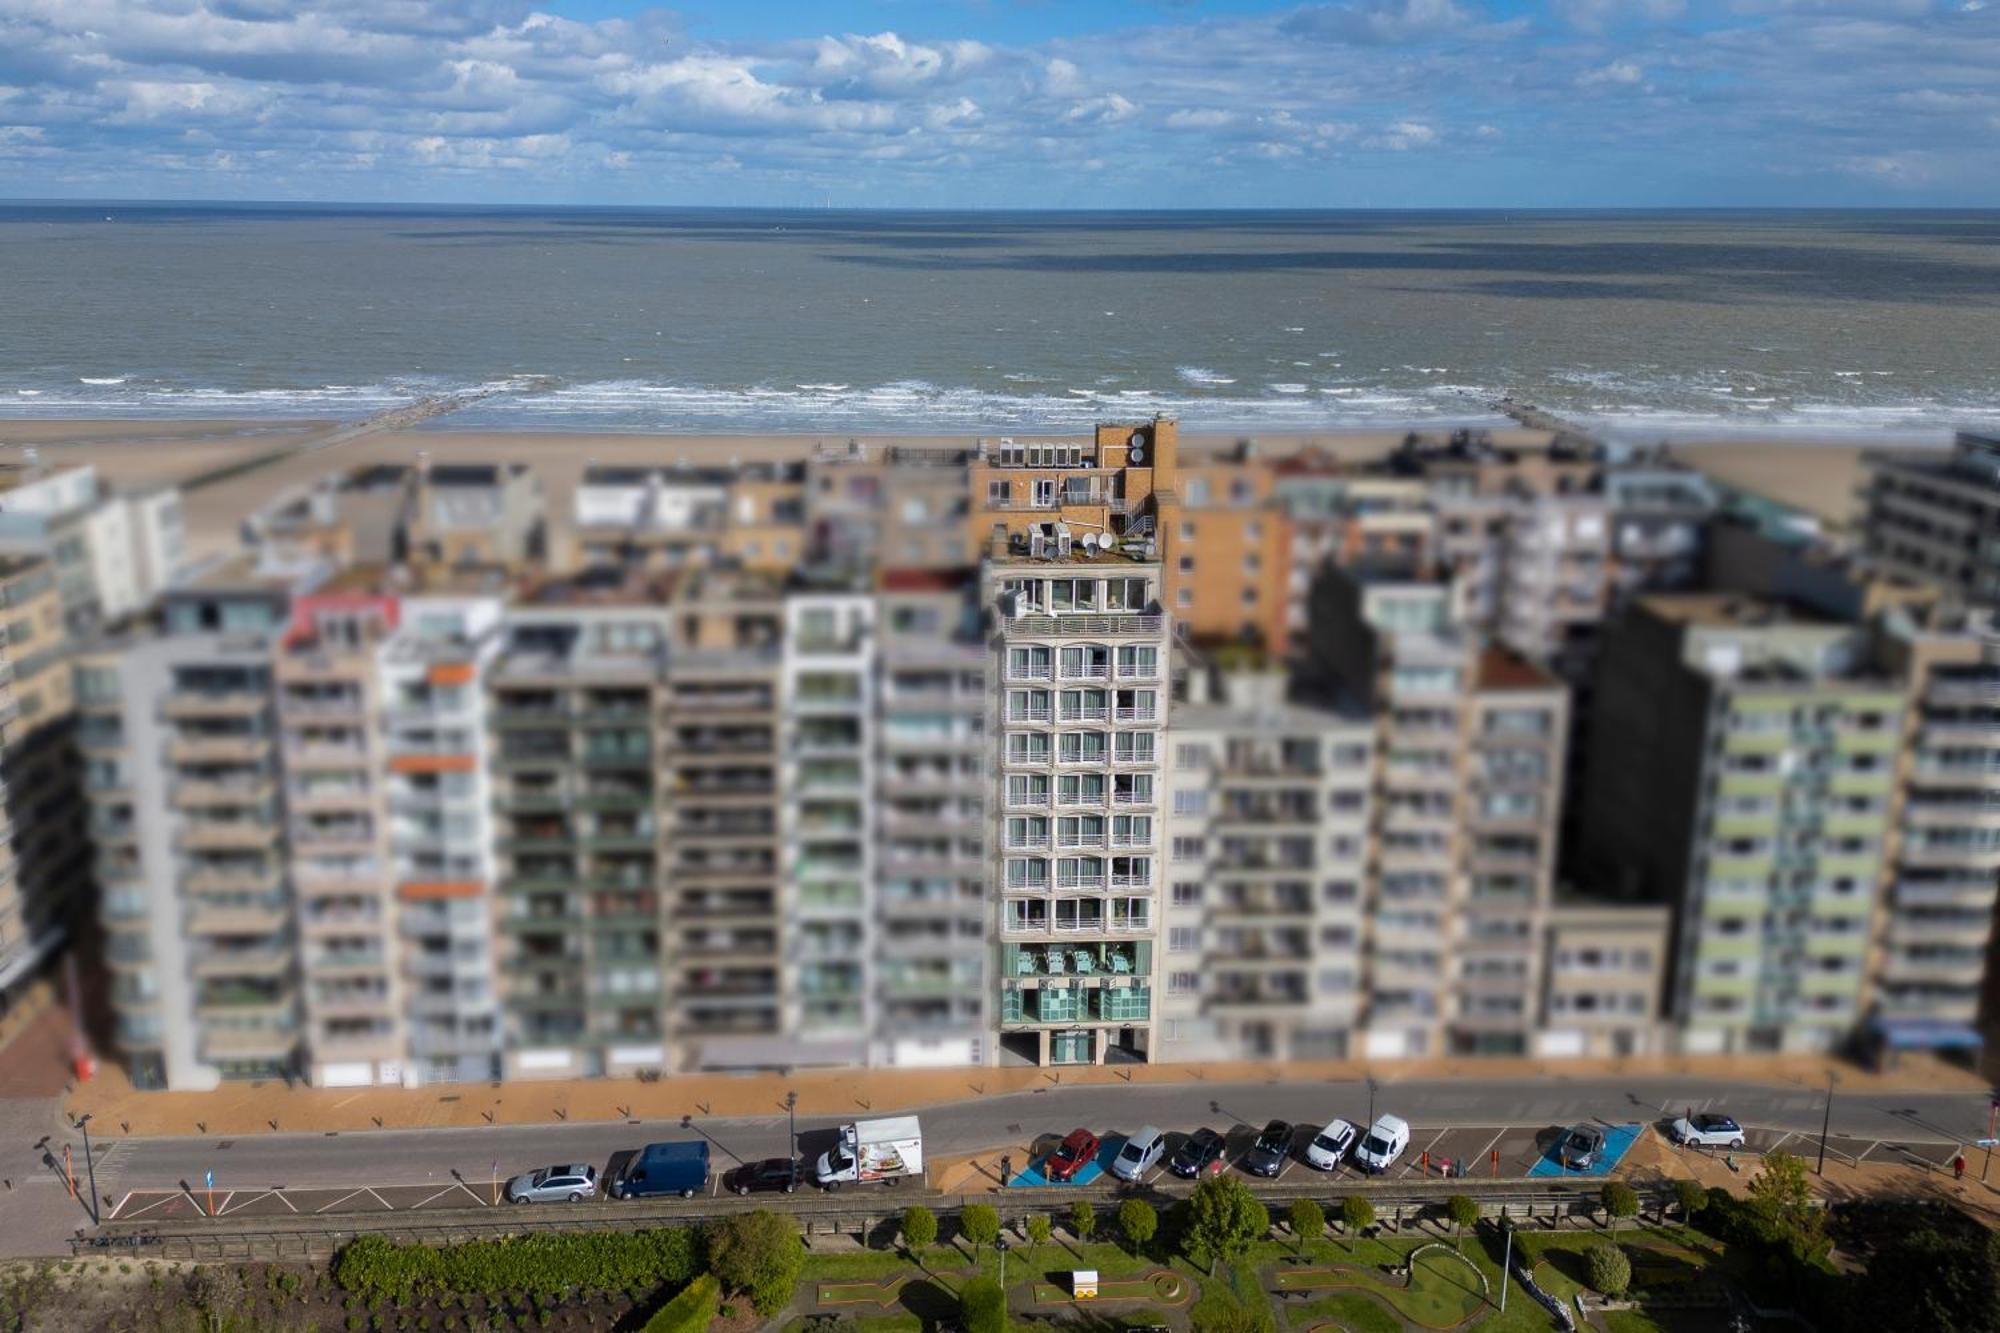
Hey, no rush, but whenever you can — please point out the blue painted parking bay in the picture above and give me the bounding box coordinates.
[1009,1136,1126,1187]
[1528,1123,1642,1178]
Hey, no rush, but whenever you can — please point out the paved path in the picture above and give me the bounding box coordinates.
[9,1073,1985,1253]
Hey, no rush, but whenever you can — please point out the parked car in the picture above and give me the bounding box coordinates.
[504,1164,598,1204]
[1352,1115,1411,1175]
[1556,1124,1606,1171]
[1110,1126,1168,1182]
[1243,1120,1294,1177]
[1305,1118,1359,1171]
[1168,1127,1228,1179]
[1046,1128,1102,1182]
[727,1157,802,1196]
[609,1140,710,1200]
[1669,1113,1745,1150]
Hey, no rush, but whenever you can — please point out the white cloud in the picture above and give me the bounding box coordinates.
[1367,120,1440,150]
[1577,59,1646,87]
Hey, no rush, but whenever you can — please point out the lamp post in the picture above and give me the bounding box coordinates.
[996,1235,1009,1291]
[1499,1218,1513,1313]
[786,1091,799,1185]
[1366,1076,1378,1128]
[75,1114,100,1225]
[1816,1071,1836,1177]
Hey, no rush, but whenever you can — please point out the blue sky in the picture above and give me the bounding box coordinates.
[0,0,1994,206]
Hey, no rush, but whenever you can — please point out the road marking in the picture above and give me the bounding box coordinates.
[315,1188,374,1214]
[1473,1129,1505,1171]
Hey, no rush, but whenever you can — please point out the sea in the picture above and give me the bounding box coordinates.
[2,204,1998,439]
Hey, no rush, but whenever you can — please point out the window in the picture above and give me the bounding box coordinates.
[1058,773,1107,805]
[1175,743,1212,770]
[1113,733,1155,764]
[901,498,928,523]
[1172,881,1203,906]
[1177,588,1194,609]
[1169,927,1199,953]
[1185,479,1210,505]
[1059,731,1108,764]
[1007,775,1049,806]
[987,480,1012,506]
[1005,858,1049,889]
[1169,971,1200,994]
[1172,836,1206,862]
[1179,522,1195,542]
[1006,733,1051,764]
[1117,645,1159,678]
[1007,646,1051,679]
[1173,789,1210,816]
[1178,554,1195,574]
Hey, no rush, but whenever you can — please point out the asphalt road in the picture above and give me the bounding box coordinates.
[5,1073,1988,1254]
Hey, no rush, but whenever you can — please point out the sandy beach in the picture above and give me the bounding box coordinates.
[0,417,1898,560]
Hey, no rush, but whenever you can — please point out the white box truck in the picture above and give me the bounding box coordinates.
[815,1116,923,1191]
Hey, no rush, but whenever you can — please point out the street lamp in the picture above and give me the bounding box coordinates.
[786,1091,799,1185]
[1815,1071,1837,1177]
[996,1236,1009,1291]
[1366,1076,1379,1128]
[75,1114,100,1225]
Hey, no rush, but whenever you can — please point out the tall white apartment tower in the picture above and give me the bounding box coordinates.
[989,538,1169,1067]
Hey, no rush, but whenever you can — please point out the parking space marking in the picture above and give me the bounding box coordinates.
[1473,1129,1506,1176]
[412,1181,482,1210]
[316,1187,388,1214]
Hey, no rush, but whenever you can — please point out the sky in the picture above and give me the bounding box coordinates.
[0,0,1995,207]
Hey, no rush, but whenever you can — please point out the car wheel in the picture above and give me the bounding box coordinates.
[682,1187,696,1199]
[510,1195,525,1205]
[1730,1138,1744,1150]
[783,1183,795,1194]
[736,1185,750,1196]
[825,1181,840,1193]
[569,1192,583,1203]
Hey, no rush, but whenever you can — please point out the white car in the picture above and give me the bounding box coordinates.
[1305,1118,1359,1171]
[1352,1114,1410,1175]
[1110,1126,1168,1182]
[1670,1113,1745,1149]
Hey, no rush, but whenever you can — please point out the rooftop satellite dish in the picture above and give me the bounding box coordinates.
[1129,430,1145,447]
[1130,445,1146,464]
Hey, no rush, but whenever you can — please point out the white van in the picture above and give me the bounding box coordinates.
[1110,1126,1168,1182]
[1352,1114,1410,1174]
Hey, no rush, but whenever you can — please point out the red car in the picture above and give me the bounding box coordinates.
[1045,1128,1101,1182]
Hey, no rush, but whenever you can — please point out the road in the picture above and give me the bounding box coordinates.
[13,1074,1981,1223]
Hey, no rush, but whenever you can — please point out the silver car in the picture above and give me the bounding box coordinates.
[1110,1126,1167,1182]
[505,1163,598,1204]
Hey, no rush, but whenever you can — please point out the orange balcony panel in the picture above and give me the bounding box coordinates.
[427,662,477,687]
[399,880,484,901]
[389,753,476,774]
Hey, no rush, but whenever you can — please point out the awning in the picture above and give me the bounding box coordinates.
[1872,1018,1986,1051]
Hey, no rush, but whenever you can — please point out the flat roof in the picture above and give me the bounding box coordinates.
[1635,592,1833,629]
[1475,645,1559,691]
[1174,698,1370,734]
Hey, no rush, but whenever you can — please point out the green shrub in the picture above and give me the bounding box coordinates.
[641,1275,721,1333]
[1025,1214,1053,1249]
[1287,1199,1323,1252]
[1671,1178,1706,1219]
[1070,1201,1095,1242]
[959,1204,1000,1250]
[1601,1181,1640,1231]
[901,1206,938,1255]
[333,1229,699,1303]
[960,1276,1006,1333]
[706,1211,802,1317]
[1586,1243,1631,1298]
[1119,1199,1158,1253]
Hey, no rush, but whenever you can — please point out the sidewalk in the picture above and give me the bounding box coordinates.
[63,1049,1988,1141]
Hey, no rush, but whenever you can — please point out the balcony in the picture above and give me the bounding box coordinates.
[1004,942,1149,977]
[1009,614,1162,638]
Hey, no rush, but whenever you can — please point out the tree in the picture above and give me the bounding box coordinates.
[1855,1219,2000,1333]
[901,1206,937,1259]
[1340,1196,1375,1253]
[1446,1196,1479,1252]
[1600,1181,1640,1234]
[1119,1199,1158,1255]
[1586,1243,1631,1298]
[1287,1199,1324,1256]
[1671,1178,1706,1221]
[1181,1175,1268,1274]
[1746,1151,1821,1247]
[1070,1200,1095,1243]
[706,1210,803,1317]
[960,1277,1006,1333]
[959,1203,1001,1253]
[1025,1213,1052,1257]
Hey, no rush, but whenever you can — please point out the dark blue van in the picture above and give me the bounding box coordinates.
[610,1140,711,1200]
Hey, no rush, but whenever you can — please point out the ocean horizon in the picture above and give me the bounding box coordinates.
[3,203,1997,440]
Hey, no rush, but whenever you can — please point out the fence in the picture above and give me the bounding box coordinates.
[76,1177,1680,1262]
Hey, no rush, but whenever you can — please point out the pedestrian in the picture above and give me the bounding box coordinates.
[1953,1153,1967,1182]
[1000,1153,1012,1188]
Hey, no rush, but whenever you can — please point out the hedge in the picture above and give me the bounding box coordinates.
[333,1228,701,1302]
[642,1273,721,1333]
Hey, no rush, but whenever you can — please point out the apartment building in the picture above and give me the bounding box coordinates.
[0,555,87,1017]
[569,462,808,573]
[1582,594,1904,1054]
[489,579,672,1079]
[1166,448,1292,655]
[1539,902,1671,1058]
[399,461,544,568]
[0,461,185,631]
[1159,682,1374,1061]
[990,540,1169,1066]
[84,567,297,1089]
[1857,431,2000,605]
[875,571,989,1066]
[1869,606,2000,1057]
[1308,564,1571,1057]
[970,419,1174,562]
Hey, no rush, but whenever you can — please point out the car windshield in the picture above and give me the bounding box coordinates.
[530,1169,551,1185]
[1257,1130,1285,1151]
[1361,1134,1391,1156]
[828,1151,852,1172]
[1056,1143,1080,1161]
[1118,1142,1144,1161]
[1313,1133,1341,1151]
